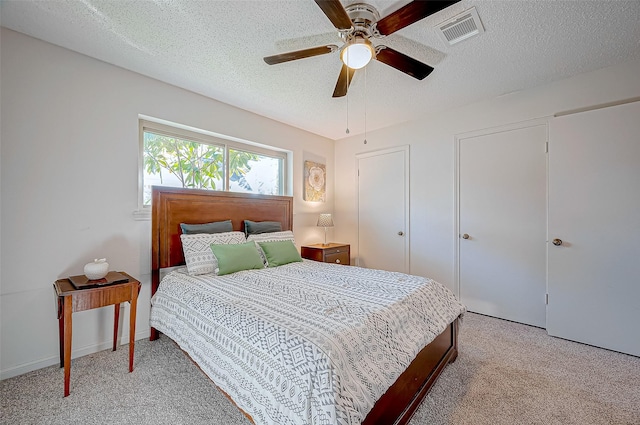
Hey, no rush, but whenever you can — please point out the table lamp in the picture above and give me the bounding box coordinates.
[317,213,334,246]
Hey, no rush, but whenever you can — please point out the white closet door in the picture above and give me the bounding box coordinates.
[459,124,547,327]
[357,146,409,272]
[548,101,640,356]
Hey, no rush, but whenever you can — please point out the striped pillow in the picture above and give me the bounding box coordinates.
[247,230,295,265]
[181,231,246,275]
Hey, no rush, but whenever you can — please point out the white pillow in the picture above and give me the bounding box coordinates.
[181,231,246,275]
[247,230,295,265]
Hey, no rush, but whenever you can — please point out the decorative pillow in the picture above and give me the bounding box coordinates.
[209,242,264,276]
[247,230,295,264]
[244,220,283,236]
[181,231,246,275]
[257,240,303,267]
[180,220,233,235]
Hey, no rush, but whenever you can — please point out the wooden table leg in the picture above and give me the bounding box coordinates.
[63,295,73,397]
[113,303,120,351]
[128,283,139,373]
[57,297,64,368]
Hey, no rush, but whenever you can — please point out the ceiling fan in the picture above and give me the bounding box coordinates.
[264,0,460,98]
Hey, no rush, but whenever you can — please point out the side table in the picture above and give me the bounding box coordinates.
[53,272,141,397]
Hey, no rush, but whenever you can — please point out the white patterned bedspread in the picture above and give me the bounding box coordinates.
[150,260,465,425]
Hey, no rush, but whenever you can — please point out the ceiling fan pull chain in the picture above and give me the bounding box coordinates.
[364,66,368,145]
[346,62,350,134]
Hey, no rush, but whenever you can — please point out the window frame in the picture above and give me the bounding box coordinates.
[138,119,288,213]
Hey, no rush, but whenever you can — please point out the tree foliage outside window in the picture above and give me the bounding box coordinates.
[142,131,258,205]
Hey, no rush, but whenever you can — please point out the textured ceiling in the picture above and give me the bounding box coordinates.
[2,0,640,140]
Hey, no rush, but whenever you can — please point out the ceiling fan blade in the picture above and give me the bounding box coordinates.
[375,46,434,80]
[376,0,460,36]
[332,64,356,98]
[264,45,338,65]
[313,0,353,31]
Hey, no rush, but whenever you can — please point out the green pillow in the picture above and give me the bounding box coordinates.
[210,242,264,276]
[257,240,303,267]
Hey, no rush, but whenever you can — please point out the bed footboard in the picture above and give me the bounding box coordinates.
[362,318,459,425]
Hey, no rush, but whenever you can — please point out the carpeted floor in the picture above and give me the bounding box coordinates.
[2,312,639,425]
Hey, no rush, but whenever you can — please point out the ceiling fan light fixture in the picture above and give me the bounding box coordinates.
[341,37,374,69]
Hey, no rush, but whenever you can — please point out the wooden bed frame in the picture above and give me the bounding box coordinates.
[150,186,459,425]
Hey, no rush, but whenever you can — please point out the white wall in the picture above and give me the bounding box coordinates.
[335,58,640,293]
[0,28,335,379]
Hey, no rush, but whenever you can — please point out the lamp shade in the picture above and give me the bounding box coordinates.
[317,213,334,228]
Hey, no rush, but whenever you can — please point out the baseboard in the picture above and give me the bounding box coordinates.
[0,328,150,380]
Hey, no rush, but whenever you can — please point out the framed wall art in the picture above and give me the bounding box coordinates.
[303,160,326,202]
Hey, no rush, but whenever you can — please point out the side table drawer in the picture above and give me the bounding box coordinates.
[325,251,350,265]
[301,244,351,265]
[72,284,135,312]
[323,247,347,255]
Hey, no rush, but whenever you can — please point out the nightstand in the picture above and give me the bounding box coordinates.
[301,243,350,265]
[53,272,141,397]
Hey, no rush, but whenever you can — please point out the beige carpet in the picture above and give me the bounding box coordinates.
[2,312,639,424]
[412,313,640,425]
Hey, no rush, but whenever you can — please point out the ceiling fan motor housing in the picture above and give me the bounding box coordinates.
[341,3,381,41]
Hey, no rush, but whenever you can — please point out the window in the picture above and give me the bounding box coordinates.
[140,120,287,207]
[228,148,284,196]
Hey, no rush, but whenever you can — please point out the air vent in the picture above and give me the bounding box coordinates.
[437,7,484,45]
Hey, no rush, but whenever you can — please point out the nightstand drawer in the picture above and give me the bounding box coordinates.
[325,251,350,265]
[323,247,347,256]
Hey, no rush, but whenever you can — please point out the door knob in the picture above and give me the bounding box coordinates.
[398,231,404,236]
[462,233,470,239]
[552,238,563,246]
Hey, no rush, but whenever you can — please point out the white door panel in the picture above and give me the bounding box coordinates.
[358,147,408,272]
[548,101,640,356]
[459,125,547,327]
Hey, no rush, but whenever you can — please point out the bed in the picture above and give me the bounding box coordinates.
[149,186,464,425]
